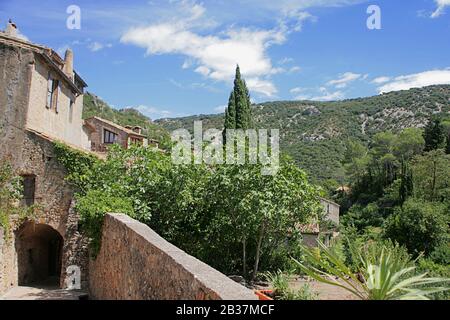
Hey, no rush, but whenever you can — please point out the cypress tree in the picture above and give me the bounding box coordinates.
[224,65,252,131]
[224,91,236,130]
[423,118,445,152]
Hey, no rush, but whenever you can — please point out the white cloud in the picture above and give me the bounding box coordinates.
[214,105,227,113]
[195,66,211,77]
[290,87,306,94]
[122,25,284,96]
[311,90,345,101]
[88,42,112,52]
[288,66,302,73]
[120,1,316,97]
[327,72,363,88]
[133,105,172,119]
[246,78,278,97]
[378,69,450,93]
[242,0,367,14]
[431,0,450,18]
[292,87,345,101]
[372,76,391,84]
[278,57,294,65]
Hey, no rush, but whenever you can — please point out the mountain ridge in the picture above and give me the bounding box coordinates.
[155,85,450,182]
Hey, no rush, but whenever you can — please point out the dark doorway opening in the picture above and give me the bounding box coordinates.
[16,222,63,287]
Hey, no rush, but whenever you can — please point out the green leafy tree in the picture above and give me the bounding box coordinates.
[399,161,413,205]
[370,131,397,160]
[423,118,446,152]
[55,143,320,277]
[384,199,448,256]
[343,140,370,185]
[411,149,450,202]
[205,157,321,279]
[342,203,384,232]
[394,128,425,160]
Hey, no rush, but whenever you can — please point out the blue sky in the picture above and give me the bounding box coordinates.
[1,0,449,119]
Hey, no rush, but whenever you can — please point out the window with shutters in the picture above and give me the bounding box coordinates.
[46,72,59,112]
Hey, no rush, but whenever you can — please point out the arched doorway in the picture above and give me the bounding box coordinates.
[16,222,63,287]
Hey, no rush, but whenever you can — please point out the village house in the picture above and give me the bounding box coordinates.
[300,198,340,247]
[84,117,159,153]
[0,21,91,293]
[0,22,90,150]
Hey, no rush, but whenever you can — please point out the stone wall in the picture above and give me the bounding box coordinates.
[302,233,319,247]
[0,43,89,294]
[320,198,340,226]
[89,214,258,300]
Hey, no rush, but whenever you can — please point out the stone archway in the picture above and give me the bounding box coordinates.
[16,222,63,287]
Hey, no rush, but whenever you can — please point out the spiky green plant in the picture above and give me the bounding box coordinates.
[264,270,290,297]
[294,241,449,300]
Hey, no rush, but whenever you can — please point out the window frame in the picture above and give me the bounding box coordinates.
[46,72,60,112]
[103,128,118,144]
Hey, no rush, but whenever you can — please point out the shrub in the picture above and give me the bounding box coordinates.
[430,242,450,266]
[264,271,318,300]
[384,199,448,257]
[342,203,384,232]
[75,190,135,255]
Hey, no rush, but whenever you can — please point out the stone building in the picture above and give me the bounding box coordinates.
[0,22,90,294]
[300,198,340,247]
[84,116,156,153]
[320,198,340,226]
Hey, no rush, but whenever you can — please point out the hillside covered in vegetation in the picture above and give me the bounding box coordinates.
[156,85,450,183]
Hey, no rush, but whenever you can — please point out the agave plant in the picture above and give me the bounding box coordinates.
[294,241,449,300]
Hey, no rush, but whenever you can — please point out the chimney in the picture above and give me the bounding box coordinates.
[63,48,74,80]
[133,126,143,135]
[5,19,18,37]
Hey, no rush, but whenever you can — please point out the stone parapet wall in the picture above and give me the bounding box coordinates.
[89,214,257,300]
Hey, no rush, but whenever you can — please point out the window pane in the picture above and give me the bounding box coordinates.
[104,129,118,144]
[47,76,53,107]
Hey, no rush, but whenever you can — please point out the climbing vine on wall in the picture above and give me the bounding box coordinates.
[53,142,99,194]
[54,142,136,256]
[0,163,37,240]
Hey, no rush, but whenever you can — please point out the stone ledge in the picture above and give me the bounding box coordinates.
[89,213,257,300]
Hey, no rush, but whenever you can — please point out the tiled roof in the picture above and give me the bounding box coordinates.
[25,128,105,159]
[297,223,320,234]
[85,117,147,138]
[0,32,87,95]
